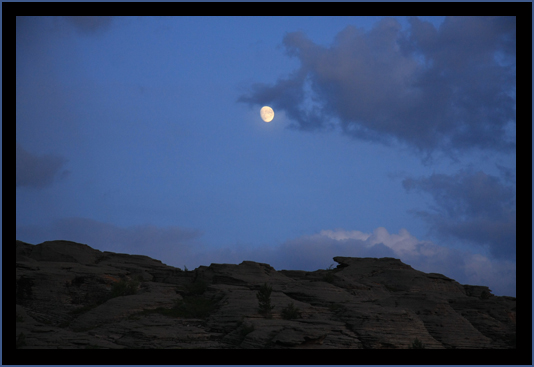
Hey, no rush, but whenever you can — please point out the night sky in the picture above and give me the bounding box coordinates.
[16,16,516,296]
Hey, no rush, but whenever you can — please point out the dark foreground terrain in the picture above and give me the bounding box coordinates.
[16,240,516,352]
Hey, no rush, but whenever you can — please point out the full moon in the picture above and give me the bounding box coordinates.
[260,106,274,122]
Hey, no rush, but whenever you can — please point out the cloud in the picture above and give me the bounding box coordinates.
[238,16,516,158]
[16,143,70,189]
[16,217,203,261]
[403,169,516,260]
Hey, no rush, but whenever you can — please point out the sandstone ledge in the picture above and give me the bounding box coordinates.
[15,239,518,362]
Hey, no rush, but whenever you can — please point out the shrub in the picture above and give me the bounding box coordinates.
[322,263,337,283]
[173,296,216,319]
[131,281,220,320]
[281,302,302,320]
[110,278,139,298]
[410,337,426,349]
[185,280,208,296]
[256,283,275,318]
[130,294,218,320]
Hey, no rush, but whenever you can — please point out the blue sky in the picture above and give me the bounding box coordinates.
[16,16,516,296]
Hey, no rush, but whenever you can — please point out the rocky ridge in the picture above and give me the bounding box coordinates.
[16,240,516,352]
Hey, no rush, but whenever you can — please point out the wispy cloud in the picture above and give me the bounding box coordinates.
[403,168,516,260]
[238,16,516,158]
[16,143,70,189]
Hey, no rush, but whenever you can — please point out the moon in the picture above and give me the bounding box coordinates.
[260,106,274,122]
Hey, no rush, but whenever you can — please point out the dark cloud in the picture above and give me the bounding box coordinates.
[495,164,516,185]
[238,16,516,158]
[403,169,516,259]
[63,16,113,34]
[16,217,203,263]
[16,143,69,189]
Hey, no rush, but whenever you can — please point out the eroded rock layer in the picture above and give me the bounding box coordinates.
[16,240,516,350]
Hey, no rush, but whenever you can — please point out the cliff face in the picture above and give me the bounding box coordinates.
[16,240,516,351]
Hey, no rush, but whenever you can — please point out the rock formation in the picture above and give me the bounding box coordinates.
[16,239,516,355]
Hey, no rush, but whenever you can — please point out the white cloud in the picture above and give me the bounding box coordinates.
[305,227,515,297]
[319,229,370,241]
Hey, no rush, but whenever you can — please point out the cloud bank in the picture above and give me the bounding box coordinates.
[403,169,516,260]
[16,143,70,189]
[238,16,516,158]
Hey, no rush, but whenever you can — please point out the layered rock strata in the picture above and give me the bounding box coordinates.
[16,240,516,351]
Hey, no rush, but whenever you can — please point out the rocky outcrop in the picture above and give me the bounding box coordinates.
[15,240,516,354]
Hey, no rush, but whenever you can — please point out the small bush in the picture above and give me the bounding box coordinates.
[110,278,139,298]
[173,296,216,319]
[256,283,275,318]
[410,337,426,349]
[322,263,337,283]
[281,302,302,320]
[185,280,208,296]
[132,285,221,320]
